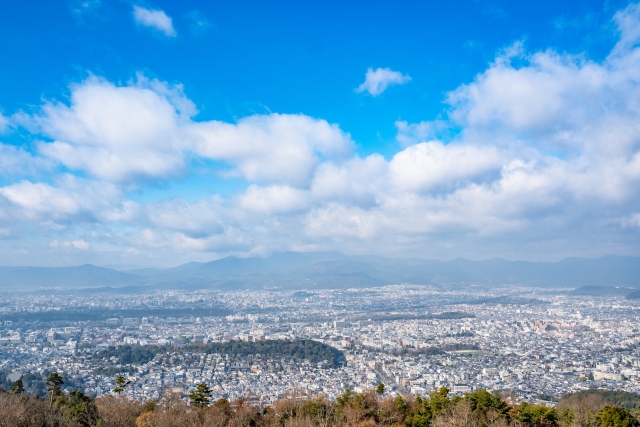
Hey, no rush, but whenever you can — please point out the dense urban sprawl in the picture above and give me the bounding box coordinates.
[1,285,640,404]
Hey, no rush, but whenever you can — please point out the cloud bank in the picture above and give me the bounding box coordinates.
[2,4,640,266]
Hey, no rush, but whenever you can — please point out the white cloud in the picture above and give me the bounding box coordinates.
[356,68,411,96]
[191,114,353,185]
[35,75,190,181]
[0,175,120,224]
[30,75,353,185]
[311,155,386,207]
[133,5,176,37]
[389,141,503,193]
[0,181,80,219]
[3,3,640,264]
[0,143,52,176]
[237,185,308,214]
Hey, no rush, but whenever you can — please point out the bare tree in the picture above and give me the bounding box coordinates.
[432,400,479,427]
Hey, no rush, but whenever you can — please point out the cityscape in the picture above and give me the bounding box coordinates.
[2,284,639,404]
[2,0,640,425]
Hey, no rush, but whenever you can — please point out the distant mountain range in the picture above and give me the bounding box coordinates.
[0,252,638,291]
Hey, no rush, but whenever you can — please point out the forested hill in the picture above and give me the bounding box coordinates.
[92,339,345,368]
[557,389,640,410]
[194,339,346,368]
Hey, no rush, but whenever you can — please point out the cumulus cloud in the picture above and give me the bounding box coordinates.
[0,181,80,219]
[388,141,503,193]
[35,75,192,181]
[237,185,308,214]
[191,114,353,185]
[3,2,640,264]
[356,68,411,96]
[29,75,353,185]
[0,175,121,225]
[133,5,176,37]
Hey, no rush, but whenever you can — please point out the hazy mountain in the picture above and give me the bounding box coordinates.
[0,253,638,291]
[0,264,139,288]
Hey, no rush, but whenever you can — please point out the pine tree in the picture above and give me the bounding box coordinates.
[597,405,640,427]
[9,379,24,394]
[188,383,213,408]
[112,374,131,396]
[46,372,64,404]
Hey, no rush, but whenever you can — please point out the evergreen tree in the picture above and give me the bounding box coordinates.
[188,383,213,408]
[376,383,385,395]
[597,405,640,427]
[336,388,352,407]
[112,374,130,396]
[46,372,64,404]
[9,379,24,394]
[429,386,451,417]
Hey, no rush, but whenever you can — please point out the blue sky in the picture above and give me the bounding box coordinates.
[0,0,639,266]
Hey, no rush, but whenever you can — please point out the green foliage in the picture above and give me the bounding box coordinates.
[188,383,213,408]
[559,390,640,411]
[197,339,346,368]
[141,399,158,413]
[300,399,334,421]
[336,388,352,407]
[509,402,558,427]
[56,389,101,427]
[405,396,433,427]
[395,395,408,412]
[95,345,164,365]
[112,374,131,395]
[9,379,24,394]
[429,386,451,418]
[7,381,640,427]
[446,331,475,337]
[376,383,385,395]
[468,389,509,414]
[597,405,640,427]
[47,371,64,399]
[537,393,560,402]
[95,339,344,369]
[0,371,49,396]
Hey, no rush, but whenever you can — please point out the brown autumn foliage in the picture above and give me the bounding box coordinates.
[0,385,638,427]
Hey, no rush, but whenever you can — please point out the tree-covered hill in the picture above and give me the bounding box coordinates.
[93,339,346,368]
[558,389,640,411]
[194,339,346,367]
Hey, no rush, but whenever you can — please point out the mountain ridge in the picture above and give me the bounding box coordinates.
[0,253,638,291]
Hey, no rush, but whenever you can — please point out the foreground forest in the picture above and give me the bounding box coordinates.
[2,382,640,427]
